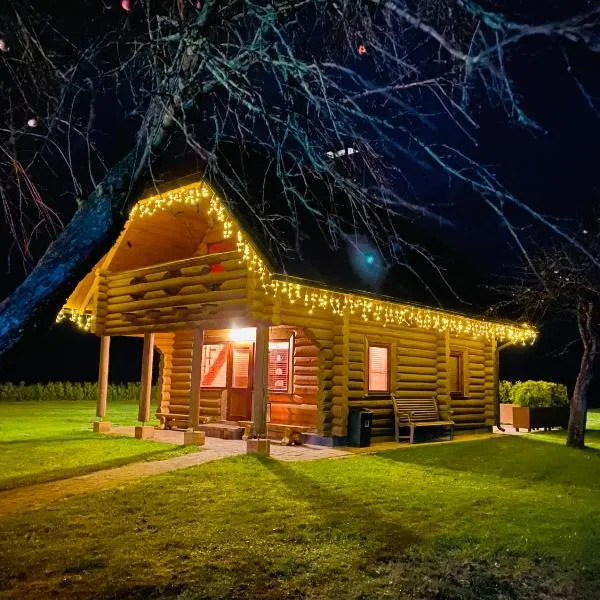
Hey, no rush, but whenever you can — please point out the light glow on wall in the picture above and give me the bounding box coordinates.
[229,327,257,343]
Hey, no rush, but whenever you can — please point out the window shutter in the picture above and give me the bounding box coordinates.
[232,346,250,388]
[268,341,290,392]
[368,345,389,392]
[448,352,462,394]
[201,343,228,387]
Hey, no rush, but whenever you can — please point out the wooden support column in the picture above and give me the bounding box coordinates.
[189,328,204,429]
[138,332,155,424]
[97,336,110,419]
[93,335,112,433]
[248,322,270,455]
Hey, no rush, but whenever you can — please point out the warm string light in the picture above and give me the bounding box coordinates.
[235,232,537,344]
[56,309,93,332]
[129,183,233,239]
[59,181,538,344]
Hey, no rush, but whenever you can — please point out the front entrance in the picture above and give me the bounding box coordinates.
[200,337,254,422]
[227,343,254,421]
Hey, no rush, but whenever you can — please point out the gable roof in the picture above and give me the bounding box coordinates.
[60,179,537,344]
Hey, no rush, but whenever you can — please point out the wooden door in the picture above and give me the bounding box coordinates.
[227,343,254,421]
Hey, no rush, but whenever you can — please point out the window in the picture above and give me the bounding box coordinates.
[232,346,251,388]
[268,340,291,392]
[368,345,389,393]
[201,343,228,387]
[448,351,464,396]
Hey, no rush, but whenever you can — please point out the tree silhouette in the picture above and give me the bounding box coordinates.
[495,221,599,447]
[1,0,599,353]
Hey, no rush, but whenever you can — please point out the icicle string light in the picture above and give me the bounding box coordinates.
[130,182,233,237]
[235,232,536,343]
[130,182,537,343]
[60,181,538,343]
[56,308,93,332]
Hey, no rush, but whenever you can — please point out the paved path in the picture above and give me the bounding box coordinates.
[0,436,350,518]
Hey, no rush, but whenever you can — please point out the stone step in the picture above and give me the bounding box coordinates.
[195,422,245,440]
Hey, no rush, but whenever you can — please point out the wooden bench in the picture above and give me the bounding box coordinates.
[239,421,311,445]
[392,395,454,444]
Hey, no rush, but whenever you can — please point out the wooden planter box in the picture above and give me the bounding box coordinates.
[499,403,514,425]
[508,406,569,432]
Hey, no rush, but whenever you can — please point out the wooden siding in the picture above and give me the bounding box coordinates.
[268,328,319,429]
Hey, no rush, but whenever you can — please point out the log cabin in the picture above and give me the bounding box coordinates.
[59,179,537,451]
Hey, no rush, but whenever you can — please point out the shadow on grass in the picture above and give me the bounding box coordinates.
[375,435,600,491]
[0,444,195,492]
[527,427,600,446]
[94,455,420,600]
[0,435,95,445]
[256,455,419,560]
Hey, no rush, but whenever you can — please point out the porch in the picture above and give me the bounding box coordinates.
[105,426,349,461]
[94,322,321,455]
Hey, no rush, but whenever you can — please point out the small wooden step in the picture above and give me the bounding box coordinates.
[195,422,245,440]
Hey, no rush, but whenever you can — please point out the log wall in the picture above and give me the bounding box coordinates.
[447,334,496,429]
[90,219,498,438]
[162,330,194,428]
[153,332,175,420]
[268,328,319,429]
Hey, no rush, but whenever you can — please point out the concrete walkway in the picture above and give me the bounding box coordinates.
[0,436,350,518]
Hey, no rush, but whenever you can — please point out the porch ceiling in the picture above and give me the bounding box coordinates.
[108,207,210,273]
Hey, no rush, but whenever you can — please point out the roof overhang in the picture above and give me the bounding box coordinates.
[59,180,538,344]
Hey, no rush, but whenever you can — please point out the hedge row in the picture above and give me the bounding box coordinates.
[499,380,569,408]
[0,382,154,404]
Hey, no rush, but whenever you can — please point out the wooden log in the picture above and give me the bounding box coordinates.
[138,333,155,423]
[393,390,436,399]
[397,373,437,383]
[188,328,203,429]
[294,356,319,367]
[396,366,437,376]
[107,288,247,313]
[452,414,488,423]
[293,385,319,396]
[395,381,436,391]
[396,348,438,360]
[294,345,319,357]
[106,251,242,281]
[302,328,333,341]
[107,270,248,297]
[397,356,436,367]
[293,375,317,386]
[96,336,110,419]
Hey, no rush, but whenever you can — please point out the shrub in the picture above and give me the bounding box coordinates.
[499,380,513,404]
[0,382,154,404]
[500,380,569,408]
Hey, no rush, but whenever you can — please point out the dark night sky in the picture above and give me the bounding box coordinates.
[1,3,599,404]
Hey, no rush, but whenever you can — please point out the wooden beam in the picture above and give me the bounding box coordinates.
[251,322,270,438]
[138,332,155,423]
[189,328,204,428]
[97,336,110,419]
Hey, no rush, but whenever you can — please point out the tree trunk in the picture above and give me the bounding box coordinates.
[0,152,141,356]
[566,301,597,448]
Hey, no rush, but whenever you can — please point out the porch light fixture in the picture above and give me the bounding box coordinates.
[229,327,256,342]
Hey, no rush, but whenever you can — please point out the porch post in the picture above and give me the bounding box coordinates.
[93,335,111,433]
[189,328,204,429]
[247,321,270,455]
[136,332,155,439]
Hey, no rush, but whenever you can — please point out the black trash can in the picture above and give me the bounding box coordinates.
[347,408,373,447]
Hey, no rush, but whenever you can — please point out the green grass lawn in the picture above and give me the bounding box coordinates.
[0,400,198,491]
[0,408,599,599]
